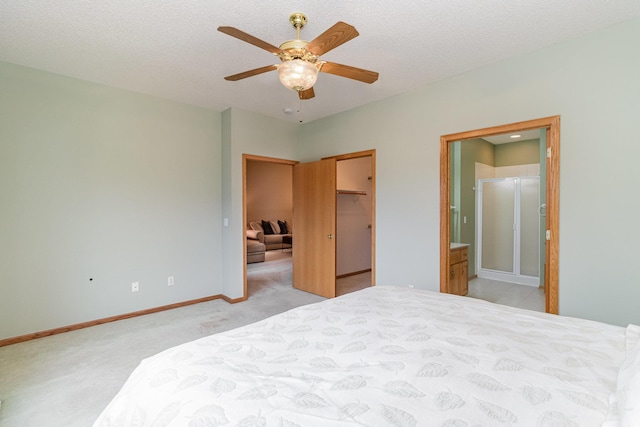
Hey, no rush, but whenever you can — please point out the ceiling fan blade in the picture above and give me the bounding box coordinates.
[305,22,359,56]
[217,26,282,55]
[298,87,315,100]
[320,62,379,84]
[224,65,278,81]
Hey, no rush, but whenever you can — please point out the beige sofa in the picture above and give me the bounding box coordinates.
[246,230,266,263]
[248,220,292,251]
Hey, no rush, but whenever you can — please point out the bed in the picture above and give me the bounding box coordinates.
[93,286,639,426]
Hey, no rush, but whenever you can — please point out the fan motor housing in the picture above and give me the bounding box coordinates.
[278,40,318,63]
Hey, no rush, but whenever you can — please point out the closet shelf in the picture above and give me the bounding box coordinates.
[337,189,367,195]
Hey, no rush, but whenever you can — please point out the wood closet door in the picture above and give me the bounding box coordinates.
[292,159,336,298]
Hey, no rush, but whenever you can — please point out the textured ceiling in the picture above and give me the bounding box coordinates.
[2,1,640,123]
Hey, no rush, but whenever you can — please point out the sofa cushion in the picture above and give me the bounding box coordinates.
[270,220,280,234]
[263,234,283,245]
[249,221,263,233]
[246,229,263,241]
[246,239,266,253]
[278,220,288,234]
[261,220,275,235]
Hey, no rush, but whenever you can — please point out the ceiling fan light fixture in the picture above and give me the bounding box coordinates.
[278,59,318,91]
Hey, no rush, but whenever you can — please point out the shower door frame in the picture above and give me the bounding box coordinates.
[476,176,541,287]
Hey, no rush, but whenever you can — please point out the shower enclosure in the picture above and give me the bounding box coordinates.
[477,176,540,286]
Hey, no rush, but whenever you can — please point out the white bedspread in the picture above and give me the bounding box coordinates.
[94,287,626,426]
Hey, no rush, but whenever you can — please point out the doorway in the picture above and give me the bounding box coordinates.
[440,116,560,314]
[242,154,298,300]
[243,150,376,300]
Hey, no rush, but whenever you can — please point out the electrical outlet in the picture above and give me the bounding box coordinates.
[168,276,174,286]
[131,282,139,292]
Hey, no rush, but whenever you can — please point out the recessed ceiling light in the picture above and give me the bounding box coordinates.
[283,108,294,114]
[510,134,522,139]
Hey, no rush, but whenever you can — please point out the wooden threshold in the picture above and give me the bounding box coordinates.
[0,293,243,348]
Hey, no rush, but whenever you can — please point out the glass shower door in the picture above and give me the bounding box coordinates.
[480,179,515,273]
[477,176,540,286]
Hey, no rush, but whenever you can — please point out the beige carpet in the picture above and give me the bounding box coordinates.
[0,252,371,426]
[0,261,324,427]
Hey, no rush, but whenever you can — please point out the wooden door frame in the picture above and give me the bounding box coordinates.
[242,154,298,300]
[440,117,560,314]
[322,149,376,288]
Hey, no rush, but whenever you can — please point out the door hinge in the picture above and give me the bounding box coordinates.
[546,147,552,158]
[546,230,551,241]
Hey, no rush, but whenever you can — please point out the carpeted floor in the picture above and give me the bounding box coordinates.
[0,251,371,427]
[0,257,324,427]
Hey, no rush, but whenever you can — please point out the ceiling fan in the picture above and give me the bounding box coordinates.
[217,13,379,100]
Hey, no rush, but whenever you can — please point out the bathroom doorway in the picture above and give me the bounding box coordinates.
[440,116,560,314]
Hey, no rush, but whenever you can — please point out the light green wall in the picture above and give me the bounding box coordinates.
[0,62,222,340]
[220,108,300,299]
[495,139,541,166]
[300,18,640,327]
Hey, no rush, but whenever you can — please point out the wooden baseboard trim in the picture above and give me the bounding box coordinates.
[221,294,246,304]
[336,269,372,279]
[0,294,239,348]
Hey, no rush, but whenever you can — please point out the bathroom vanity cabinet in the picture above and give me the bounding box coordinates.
[450,244,469,296]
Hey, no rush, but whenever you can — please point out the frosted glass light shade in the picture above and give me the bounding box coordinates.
[278,59,318,91]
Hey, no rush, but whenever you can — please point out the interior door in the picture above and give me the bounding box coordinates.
[293,158,337,298]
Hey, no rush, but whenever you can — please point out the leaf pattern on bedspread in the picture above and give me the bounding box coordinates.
[341,402,370,417]
[331,375,368,390]
[381,405,417,427]
[93,286,626,427]
[247,346,266,360]
[150,401,181,427]
[559,390,607,411]
[237,385,277,400]
[434,392,465,410]
[450,352,479,366]
[466,373,510,391]
[235,414,266,427]
[293,392,329,408]
[416,363,448,378]
[441,419,469,427]
[538,411,579,427]
[475,398,518,423]
[322,327,345,336]
[405,332,431,342]
[493,358,523,371]
[345,316,368,325]
[521,386,552,405]
[340,341,367,353]
[175,374,207,392]
[542,368,585,383]
[309,357,338,369]
[287,339,308,351]
[209,378,236,396]
[384,381,425,398]
[188,404,228,427]
[380,345,408,355]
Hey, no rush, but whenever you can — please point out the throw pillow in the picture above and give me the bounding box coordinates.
[261,220,274,235]
[270,220,280,234]
[278,220,289,234]
[249,221,263,233]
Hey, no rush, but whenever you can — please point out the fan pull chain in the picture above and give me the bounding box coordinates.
[298,97,304,123]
